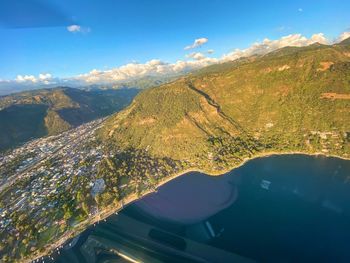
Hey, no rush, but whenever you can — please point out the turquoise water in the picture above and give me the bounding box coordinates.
[53,154,350,263]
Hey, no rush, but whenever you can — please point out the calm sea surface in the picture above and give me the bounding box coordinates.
[54,154,350,263]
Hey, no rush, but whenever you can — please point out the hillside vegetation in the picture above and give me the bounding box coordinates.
[0,87,139,151]
[100,39,350,176]
[1,40,350,263]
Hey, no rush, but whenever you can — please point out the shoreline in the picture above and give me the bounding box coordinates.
[156,151,350,181]
[22,150,350,263]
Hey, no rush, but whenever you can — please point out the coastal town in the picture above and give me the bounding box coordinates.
[0,116,184,263]
[0,118,107,189]
[0,118,115,261]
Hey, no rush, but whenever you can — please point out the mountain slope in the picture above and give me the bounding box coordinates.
[0,87,139,151]
[100,40,350,173]
[1,40,350,263]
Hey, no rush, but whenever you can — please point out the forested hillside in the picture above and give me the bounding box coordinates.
[0,87,139,151]
[100,39,350,175]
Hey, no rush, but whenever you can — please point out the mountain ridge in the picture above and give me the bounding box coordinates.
[0,87,139,151]
[99,40,350,172]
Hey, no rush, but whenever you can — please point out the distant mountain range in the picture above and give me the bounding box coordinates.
[80,75,181,91]
[0,74,180,96]
[0,87,139,151]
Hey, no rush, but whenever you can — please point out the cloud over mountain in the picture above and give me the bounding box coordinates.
[1,31,349,94]
[186,52,207,60]
[221,33,329,61]
[74,57,217,84]
[15,73,53,84]
[337,31,350,42]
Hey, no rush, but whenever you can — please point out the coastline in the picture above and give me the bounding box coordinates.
[22,150,350,263]
[157,150,350,181]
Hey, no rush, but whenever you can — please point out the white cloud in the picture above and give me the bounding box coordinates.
[67,24,91,33]
[39,73,52,81]
[3,30,350,93]
[67,25,81,32]
[38,73,53,84]
[309,33,329,44]
[184,38,208,50]
[207,49,215,54]
[15,75,38,83]
[75,57,218,84]
[221,33,329,62]
[186,52,206,60]
[336,31,350,42]
[15,73,53,84]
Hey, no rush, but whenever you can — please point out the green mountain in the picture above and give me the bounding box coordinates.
[1,40,350,263]
[0,87,139,151]
[100,39,350,175]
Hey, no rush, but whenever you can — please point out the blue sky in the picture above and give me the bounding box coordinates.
[0,0,349,89]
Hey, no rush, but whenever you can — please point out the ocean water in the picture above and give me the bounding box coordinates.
[53,154,350,263]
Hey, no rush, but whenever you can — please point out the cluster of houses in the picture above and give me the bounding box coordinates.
[0,118,110,243]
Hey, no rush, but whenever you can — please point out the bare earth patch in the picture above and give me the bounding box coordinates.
[138,117,156,125]
[278,65,290,71]
[317,61,334,71]
[320,93,350,100]
[262,67,273,73]
[275,85,291,97]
